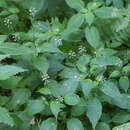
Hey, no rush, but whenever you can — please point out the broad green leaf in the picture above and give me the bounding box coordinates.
[67,13,84,33]
[80,79,94,99]
[0,107,14,126]
[0,65,27,80]
[0,0,7,8]
[119,76,129,92]
[65,0,85,11]
[109,71,120,78]
[85,12,95,26]
[76,55,91,72]
[25,99,45,115]
[67,118,84,130]
[85,26,101,48]
[87,2,102,10]
[32,56,49,73]
[112,122,130,130]
[0,54,10,61]
[101,81,122,101]
[100,48,117,56]
[94,56,122,66]
[71,106,86,116]
[40,118,57,130]
[112,0,124,8]
[64,93,80,105]
[0,42,33,55]
[96,122,110,130]
[86,98,102,130]
[112,112,130,124]
[95,7,121,19]
[50,101,64,119]
[11,88,31,109]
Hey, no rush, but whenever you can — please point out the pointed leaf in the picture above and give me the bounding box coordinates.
[85,12,95,26]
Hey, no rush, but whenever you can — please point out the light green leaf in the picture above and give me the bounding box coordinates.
[50,101,64,119]
[100,48,117,56]
[113,0,124,8]
[40,118,57,130]
[0,42,33,55]
[11,88,31,109]
[109,71,120,78]
[25,99,45,116]
[0,54,10,61]
[64,93,80,106]
[0,107,14,126]
[87,2,102,10]
[95,7,121,19]
[112,122,130,130]
[67,118,84,130]
[94,56,122,66]
[85,26,101,48]
[32,56,49,74]
[0,0,7,8]
[96,122,110,130]
[65,0,85,11]
[101,81,122,101]
[0,65,27,80]
[80,79,94,99]
[86,98,102,130]
[67,13,84,33]
[85,12,95,26]
[76,55,91,72]
[119,76,129,92]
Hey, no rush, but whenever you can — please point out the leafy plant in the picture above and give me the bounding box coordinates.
[0,0,130,130]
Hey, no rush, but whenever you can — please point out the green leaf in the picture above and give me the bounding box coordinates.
[65,0,85,11]
[86,98,102,130]
[71,106,86,116]
[67,118,84,130]
[87,2,102,10]
[101,81,122,101]
[32,56,49,74]
[0,54,10,61]
[0,0,7,8]
[0,107,14,126]
[67,13,84,33]
[109,71,120,78]
[95,7,121,19]
[50,101,64,119]
[40,118,57,130]
[80,79,94,99]
[96,122,110,130]
[112,122,130,130]
[11,88,31,109]
[0,35,7,42]
[25,99,45,116]
[85,12,95,26]
[64,93,80,106]
[76,55,91,72]
[112,112,130,124]
[0,65,27,80]
[0,42,33,55]
[100,48,117,56]
[119,76,129,92]
[85,26,101,48]
[94,56,122,66]
[112,0,124,8]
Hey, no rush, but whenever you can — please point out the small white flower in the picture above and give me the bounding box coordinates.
[29,7,37,17]
[56,96,64,102]
[13,34,21,41]
[74,75,83,80]
[4,18,12,28]
[78,45,86,54]
[68,50,76,58]
[41,73,50,81]
[55,38,62,46]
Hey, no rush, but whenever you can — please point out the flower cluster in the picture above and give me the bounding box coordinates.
[41,73,50,81]
[29,7,37,17]
[74,75,84,80]
[4,18,12,28]
[55,38,62,46]
[68,50,76,59]
[78,45,86,54]
[12,34,21,42]
[56,96,64,103]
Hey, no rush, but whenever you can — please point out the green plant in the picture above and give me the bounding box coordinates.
[0,0,130,130]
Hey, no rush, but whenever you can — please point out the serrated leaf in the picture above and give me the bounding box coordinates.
[85,26,101,48]
[76,55,91,72]
[101,81,122,101]
[112,122,130,130]
[65,0,85,11]
[0,107,14,126]
[67,118,84,130]
[86,98,102,130]
[80,79,94,99]
[50,101,64,119]
[85,12,95,26]
[40,118,57,130]
[95,7,121,19]
[11,88,31,109]
[32,56,49,74]
[119,76,129,92]
[96,122,110,130]
[64,93,80,105]
[0,65,27,80]
[67,13,84,33]
[0,42,33,55]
